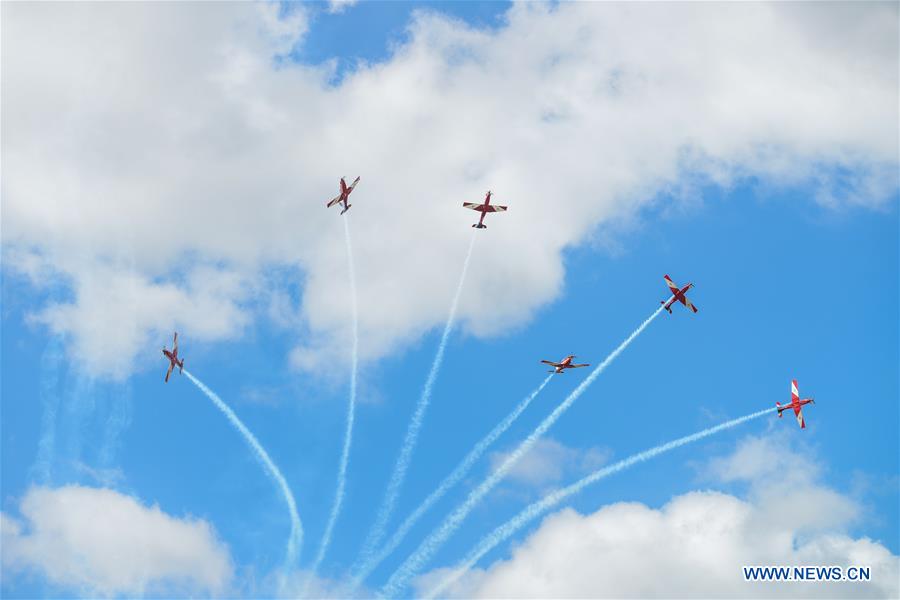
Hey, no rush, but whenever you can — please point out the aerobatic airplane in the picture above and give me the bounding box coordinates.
[463,191,507,229]
[162,331,185,383]
[326,176,361,215]
[661,274,698,314]
[541,355,590,374]
[777,379,815,429]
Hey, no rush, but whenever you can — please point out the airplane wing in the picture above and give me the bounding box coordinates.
[664,275,679,293]
[540,360,561,367]
[347,176,360,192]
[165,362,174,383]
[463,202,508,213]
[680,296,699,313]
[791,380,800,404]
[173,332,178,353]
[794,405,805,429]
[569,363,590,368]
[327,194,343,208]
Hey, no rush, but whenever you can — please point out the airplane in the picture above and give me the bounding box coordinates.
[162,331,185,383]
[326,176,361,215]
[661,274,698,314]
[540,354,590,374]
[463,191,508,229]
[777,379,815,429]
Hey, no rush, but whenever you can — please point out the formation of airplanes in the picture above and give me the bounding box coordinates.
[162,331,184,383]
[165,179,817,429]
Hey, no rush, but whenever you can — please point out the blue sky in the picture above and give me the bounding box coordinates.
[2,2,898,598]
[291,1,511,79]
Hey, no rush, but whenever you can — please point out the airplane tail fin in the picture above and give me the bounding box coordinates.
[179,359,184,373]
[341,204,351,215]
[776,401,784,417]
[472,224,487,229]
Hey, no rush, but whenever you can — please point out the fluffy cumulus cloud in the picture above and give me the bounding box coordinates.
[2,2,897,378]
[0,485,233,597]
[419,433,900,598]
[490,438,610,489]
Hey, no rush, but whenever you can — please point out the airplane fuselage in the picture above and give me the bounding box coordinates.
[475,192,492,228]
[337,190,351,213]
[777,398,813,415]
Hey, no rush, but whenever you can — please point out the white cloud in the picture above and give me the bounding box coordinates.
[418,434,900,598]
[1,485,233,597]
[490,438,610,488]
[327,0,358,15]
[2,2,897,378]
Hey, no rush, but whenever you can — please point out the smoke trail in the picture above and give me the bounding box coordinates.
[61,371,96,481]
[97,381,134,476]
[348,375,554,592]
[183,370,303,571]
[303,216,361,593]
[358,231,478,566]
[32,337,64,484]
[381,305,664,597]
[425,406,778,599]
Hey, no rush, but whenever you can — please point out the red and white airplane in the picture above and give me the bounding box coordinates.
[540,354,590,374]
[326,176,361,215]
[162,332,185,383]
[463,191,508,229]
[661,274,698,314]
[777,379,815,429]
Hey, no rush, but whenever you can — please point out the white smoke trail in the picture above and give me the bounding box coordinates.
[348,375,554,592]
[61,372,95,480]
[183,370,303,571]
[97,381,134,475]
[358,231,478,566]
[425,406,779,599]
[381,305,665,597]
[32,337,64,484]
[303,216,360,594]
